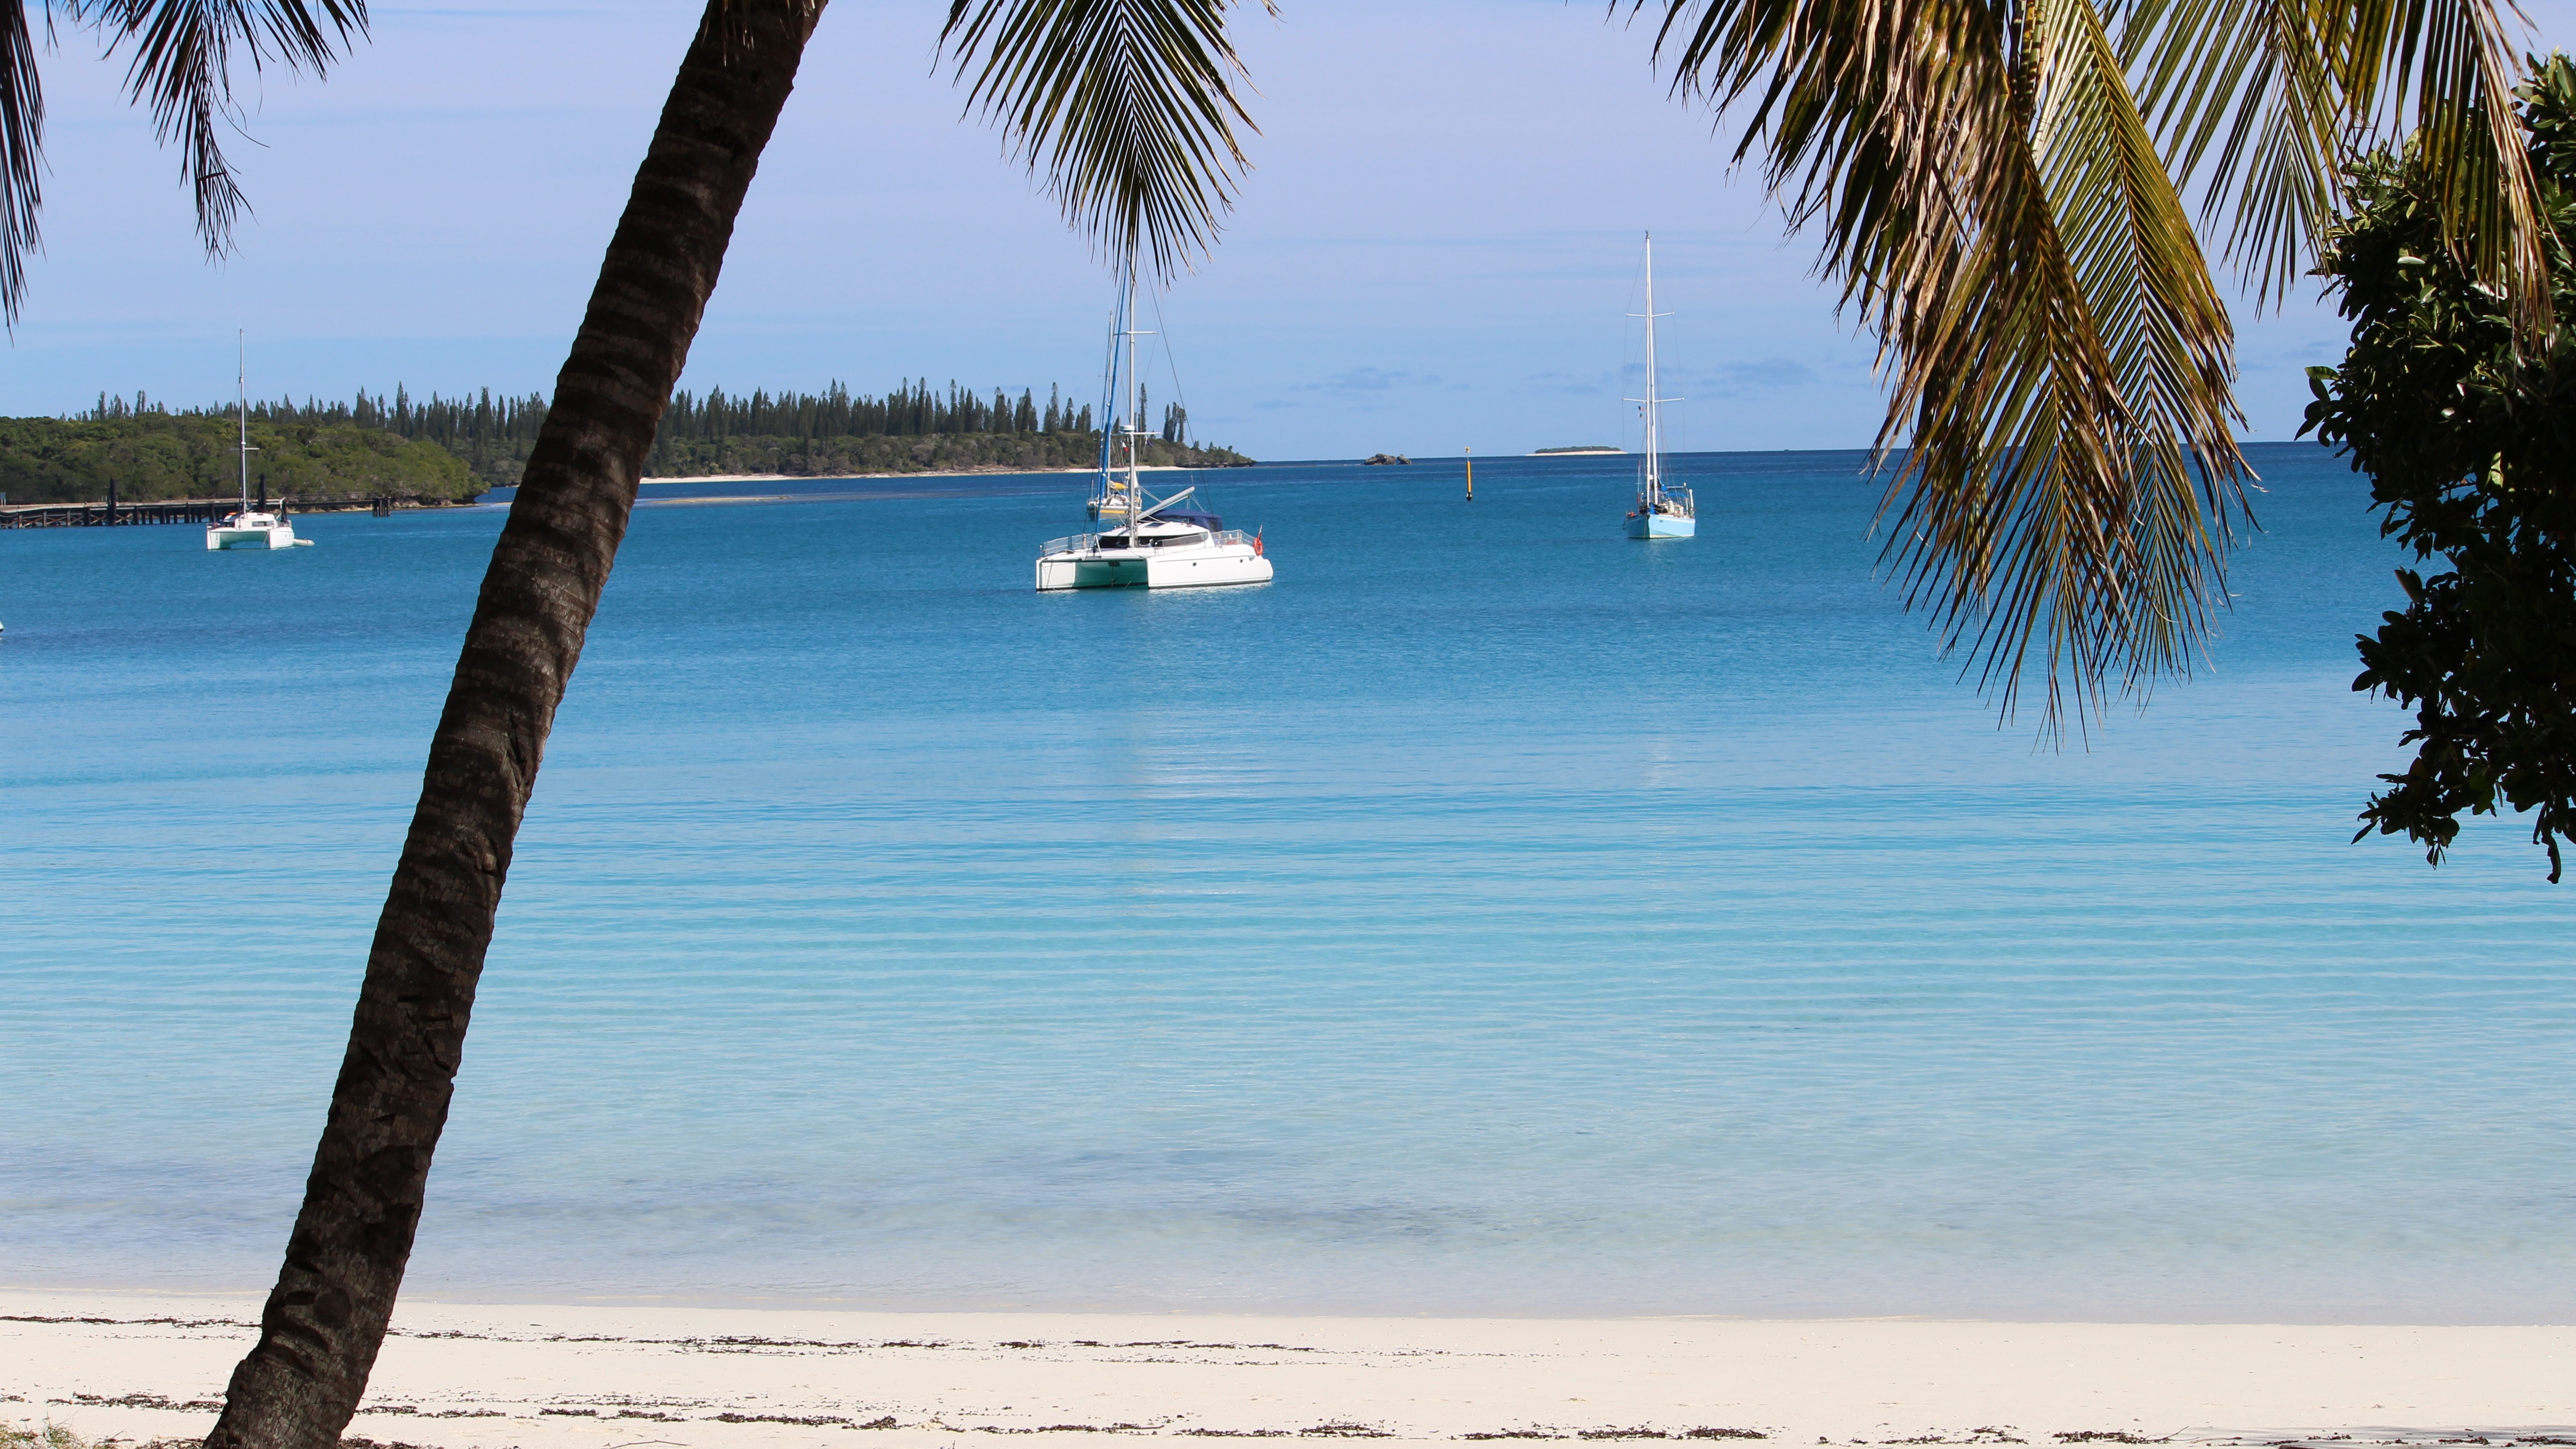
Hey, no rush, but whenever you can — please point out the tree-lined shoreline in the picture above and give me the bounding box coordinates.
[0,380,1250,504]
[0,412,478,506]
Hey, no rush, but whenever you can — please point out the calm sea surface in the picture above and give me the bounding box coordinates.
[3,445,2572,1321]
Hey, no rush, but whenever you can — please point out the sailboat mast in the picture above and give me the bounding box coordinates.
[1641,235,1660,510]
[237,330,251,512]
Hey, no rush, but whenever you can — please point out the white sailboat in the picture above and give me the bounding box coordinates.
[1623,234,1694,541]
[206,333,311,551]
[1037,266,1270,591]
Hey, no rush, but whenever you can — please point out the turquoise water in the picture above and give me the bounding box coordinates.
[3,445,2572,1322]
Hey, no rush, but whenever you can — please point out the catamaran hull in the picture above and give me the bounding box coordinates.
[1036,549,1274,590]
[1625,512,1695,540]
[206,526,307,550]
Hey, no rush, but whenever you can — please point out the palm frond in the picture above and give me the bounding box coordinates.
[2115,0,2342,308]
[941,0,1263,279]
[2338,0,2548,329]
[2114,0,2548,327]
[1652,0,2249,731]
[1652,0,1986,304]
[0,1,42,324]
[62,0,367,263]
[1885,0,2246,726]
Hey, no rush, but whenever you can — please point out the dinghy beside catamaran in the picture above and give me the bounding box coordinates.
[1037,267,1270,591]
[1624,234,1694,540]
[206,333,311,551]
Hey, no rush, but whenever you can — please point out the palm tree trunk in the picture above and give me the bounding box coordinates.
[204,5,823,1447]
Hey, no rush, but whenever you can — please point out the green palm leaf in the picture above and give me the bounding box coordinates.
[941,0,1263,279]
[0,3,39,323]
[1651,0,2556,728]
[2116,0,2546,327]
[1892,0,2245,724]
[2334,0,2548,328]
[2116,0,2342,308]
[0,0,366,323]
[1655,0,2249,729]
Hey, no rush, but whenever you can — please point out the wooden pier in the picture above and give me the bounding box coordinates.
[0,494,477,529]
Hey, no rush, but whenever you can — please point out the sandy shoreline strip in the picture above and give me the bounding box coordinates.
[8,1291,2575,1449]
[633,466,1195,485]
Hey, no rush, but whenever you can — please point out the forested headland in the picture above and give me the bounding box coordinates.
[0,409,477,506]
[643,380,1248,479]
[0,379,1252,504]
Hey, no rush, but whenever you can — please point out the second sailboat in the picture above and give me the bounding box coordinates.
[1624,234,1694,540]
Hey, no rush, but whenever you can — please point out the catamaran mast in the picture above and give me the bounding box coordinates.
[1121,259,1154,526]
[1124,261,1139,521]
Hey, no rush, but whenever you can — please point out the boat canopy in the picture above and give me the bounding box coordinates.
[1157,508,1221,530]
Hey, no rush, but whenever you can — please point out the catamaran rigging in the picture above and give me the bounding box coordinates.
[1039,262,1271,590]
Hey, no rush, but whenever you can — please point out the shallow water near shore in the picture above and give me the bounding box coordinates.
[3,444,2572,1321]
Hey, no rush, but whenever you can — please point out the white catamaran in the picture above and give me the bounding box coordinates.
[206,333,310,551]
[1624,234,1694,540]
[1036,266,1270,590]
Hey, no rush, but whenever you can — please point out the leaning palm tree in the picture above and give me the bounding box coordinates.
[200,4,1257,1448]
[0,0,366,322]
[1641,0,2546,732]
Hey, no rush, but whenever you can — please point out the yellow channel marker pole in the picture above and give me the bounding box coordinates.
[1464,446,1474,501]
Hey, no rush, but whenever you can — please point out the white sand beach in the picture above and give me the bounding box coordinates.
[634,465,1199,485]
[8,1291,2573,1449]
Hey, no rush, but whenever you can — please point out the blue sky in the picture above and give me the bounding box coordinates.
[4,0,2571,460]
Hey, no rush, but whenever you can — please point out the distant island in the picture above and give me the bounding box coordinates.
[0,380,1253,505]
[1532,445,1623,455]
[1362,453,1412,466]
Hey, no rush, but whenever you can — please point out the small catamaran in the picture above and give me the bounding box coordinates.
[1036,264,1270,590]
[205,333,310,551]
[1624,234,1694,540]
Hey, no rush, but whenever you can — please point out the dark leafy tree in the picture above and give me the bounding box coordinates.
[203,3,1259,1448]
[2304,52,2576,882]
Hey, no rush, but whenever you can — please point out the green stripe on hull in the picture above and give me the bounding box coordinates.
[1072,558,1149,587]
